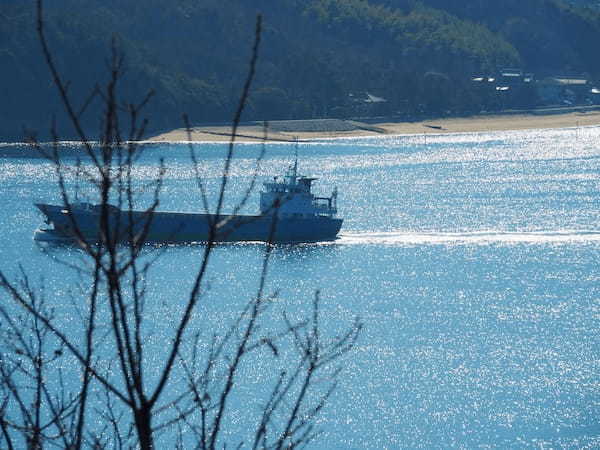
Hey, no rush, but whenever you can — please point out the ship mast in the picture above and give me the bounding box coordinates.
[293,143,298,179]
[285,138,299,185]
[292,136,299,180]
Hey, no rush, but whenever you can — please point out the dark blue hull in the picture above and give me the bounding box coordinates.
[34,204,343,244]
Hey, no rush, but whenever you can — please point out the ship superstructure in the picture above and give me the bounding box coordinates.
[260,159,337,219]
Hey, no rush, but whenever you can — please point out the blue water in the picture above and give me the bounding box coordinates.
[1,126,600,448]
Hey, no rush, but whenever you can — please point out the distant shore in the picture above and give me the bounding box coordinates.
[147,108,600,143]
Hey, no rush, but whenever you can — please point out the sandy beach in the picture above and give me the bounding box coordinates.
[147,108,600,143]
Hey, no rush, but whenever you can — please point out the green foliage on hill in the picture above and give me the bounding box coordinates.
[2,0,600,139]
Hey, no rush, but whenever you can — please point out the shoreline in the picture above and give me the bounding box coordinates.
[146,109,600,143]
[3,109,600,147]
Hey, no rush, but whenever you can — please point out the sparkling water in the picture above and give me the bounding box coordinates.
[1,126,599,448]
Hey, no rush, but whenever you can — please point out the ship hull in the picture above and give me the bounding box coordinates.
[34,204,343,244]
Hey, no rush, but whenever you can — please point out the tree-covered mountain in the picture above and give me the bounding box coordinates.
[2,0,600,140]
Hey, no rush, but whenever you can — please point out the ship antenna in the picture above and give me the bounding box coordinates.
[293,136,299,178]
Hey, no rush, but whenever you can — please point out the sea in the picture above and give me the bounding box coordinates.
[1,126,599,448]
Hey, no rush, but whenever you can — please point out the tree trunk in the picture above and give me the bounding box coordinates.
[134,407,153,450]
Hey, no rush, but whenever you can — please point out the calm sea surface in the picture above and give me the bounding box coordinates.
[1,126,600,448]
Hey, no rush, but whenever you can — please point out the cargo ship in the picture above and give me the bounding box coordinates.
[34,161,342,244]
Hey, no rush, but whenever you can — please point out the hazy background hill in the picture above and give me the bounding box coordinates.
[2,0,600,140]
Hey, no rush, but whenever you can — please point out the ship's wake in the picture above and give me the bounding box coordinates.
[337,230,600,246]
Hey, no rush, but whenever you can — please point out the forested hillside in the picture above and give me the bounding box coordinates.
[2,0,600,140]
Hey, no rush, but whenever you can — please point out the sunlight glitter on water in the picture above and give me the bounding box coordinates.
[2,126,600,448]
